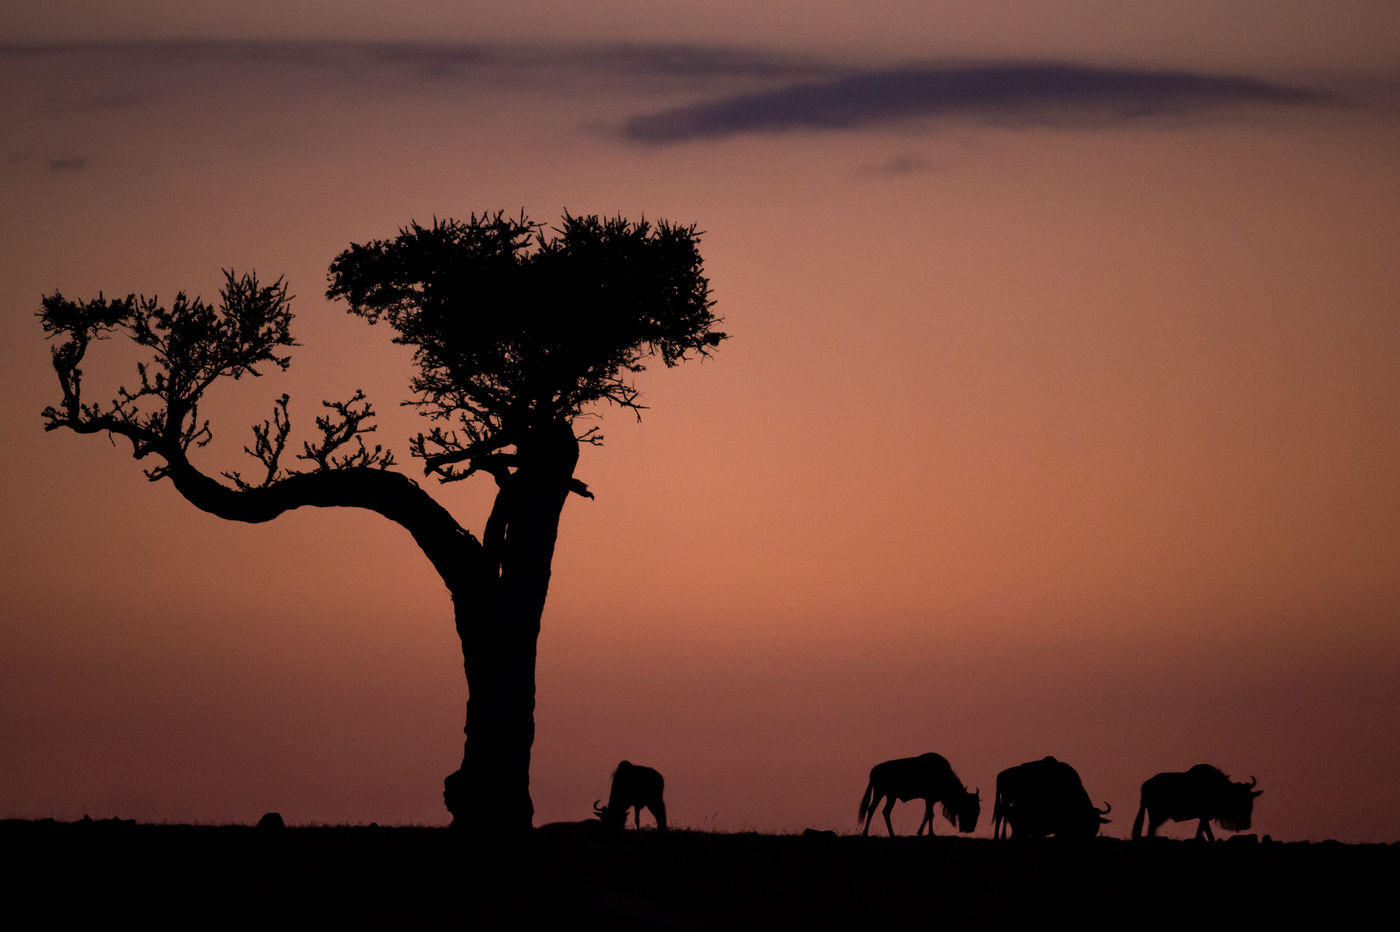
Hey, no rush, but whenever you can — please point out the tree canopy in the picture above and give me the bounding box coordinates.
[326,212,724,485]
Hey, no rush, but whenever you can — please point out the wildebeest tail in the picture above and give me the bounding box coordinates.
[858,778,875,824]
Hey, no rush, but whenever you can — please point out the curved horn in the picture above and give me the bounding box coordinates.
[593,799,606,817]
[1246,775,1257,789]
[1098,801,1112,816]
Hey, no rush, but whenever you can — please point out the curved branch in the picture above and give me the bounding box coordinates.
[50,392,484,595]
[162,449,484,595]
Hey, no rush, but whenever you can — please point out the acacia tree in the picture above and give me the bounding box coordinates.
[39,212,724,837]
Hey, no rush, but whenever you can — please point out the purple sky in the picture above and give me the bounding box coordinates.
[3,3,1398,840]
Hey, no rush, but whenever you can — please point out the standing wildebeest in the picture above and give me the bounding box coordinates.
[593,760,667,830]
[992,756,1110,840]
[1131,764,1261,841]
[857,753,981,837]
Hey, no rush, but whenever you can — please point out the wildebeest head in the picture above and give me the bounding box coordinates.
[944,786,982,833]
[592,798,626,828]
[1216,775,1262,832]
[1049,798,1110,840]
[1058,799,1111,840]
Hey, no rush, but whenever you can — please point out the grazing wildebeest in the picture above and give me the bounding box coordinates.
[1131,764,1261,841]
[991,756,1110,840]
[593,760,667,830]
[857,752,981,837]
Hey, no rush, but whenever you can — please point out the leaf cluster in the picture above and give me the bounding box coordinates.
[326,212,726,482]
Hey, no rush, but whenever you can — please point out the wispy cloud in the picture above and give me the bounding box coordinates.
[622,63,1332,144]
[2,42,1341,158]
[0,39,831,88]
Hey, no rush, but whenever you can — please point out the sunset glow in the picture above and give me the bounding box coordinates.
[2,3,1398,842]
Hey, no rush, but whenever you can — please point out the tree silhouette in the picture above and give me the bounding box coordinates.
[39,212,725,838]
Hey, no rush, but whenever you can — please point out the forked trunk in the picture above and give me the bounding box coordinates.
[441,419,579,838]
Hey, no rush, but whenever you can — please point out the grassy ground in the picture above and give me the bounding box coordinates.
[3,819,1395,929]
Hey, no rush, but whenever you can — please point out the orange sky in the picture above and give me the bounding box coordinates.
[2,4,1398,840]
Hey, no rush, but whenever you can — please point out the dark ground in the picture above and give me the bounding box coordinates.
[3,819,1395,929]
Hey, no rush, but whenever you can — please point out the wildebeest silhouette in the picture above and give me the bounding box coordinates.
[857,752,980,837]
[594,760,667,830]
[992,756,1110,840]
[1131,764,1261,841]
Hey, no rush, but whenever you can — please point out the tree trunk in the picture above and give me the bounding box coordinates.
[442,419,579,837]
[443,608,539,837]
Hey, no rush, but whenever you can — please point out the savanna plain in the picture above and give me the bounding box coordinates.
[4,818,1395,929]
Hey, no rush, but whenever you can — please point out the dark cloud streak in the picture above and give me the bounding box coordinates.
[622,63,1332,144]
[1,42,1338,148]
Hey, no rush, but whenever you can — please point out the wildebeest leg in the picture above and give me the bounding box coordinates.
[916,801,934,836]
[1196,819,1214,842]
[1131,803,1148,840]
[634,806,642,829]
[651,800,668,831]
[882,797,898,837]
